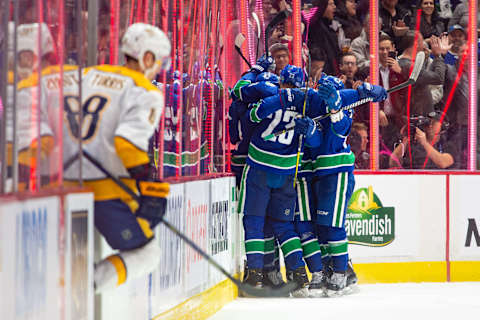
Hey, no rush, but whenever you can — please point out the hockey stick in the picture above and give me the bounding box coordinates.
[252,11,261,60]
[264,9,292,58]
[235,33,252,69]
[264,51,426,140]
[74,149,295,297]
[293,55,311,188]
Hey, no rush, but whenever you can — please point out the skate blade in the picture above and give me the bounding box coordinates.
[325,288,347,297]
[291,287,309,298]
[307,288,326,298]
[344,283,360,295]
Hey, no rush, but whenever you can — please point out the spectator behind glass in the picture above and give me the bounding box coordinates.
[411,0,445,44]
[389,110,457,169]
[448,0,480,31]
[270,42,291,75]
[442,42,469,169]
[349,122,370,169]
[308,0,340,75]
[350,14,384,72]
[334,0,363,44]
[379,0,411,50]
[309,47,327,85]
[395,31,446,120]
[444,24,466,66]
[338,52,363,89]
[377,34,406,159]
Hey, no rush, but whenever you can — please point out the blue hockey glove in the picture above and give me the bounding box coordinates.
[294,117,317,139]
[318,73,345,90]
[136,180,170,228]
[317,83,342,111]
[357,82,387,102]
[251,55,275,74]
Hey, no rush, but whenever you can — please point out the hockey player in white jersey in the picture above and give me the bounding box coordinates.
[62,23,172,292]
[5,22,58,190]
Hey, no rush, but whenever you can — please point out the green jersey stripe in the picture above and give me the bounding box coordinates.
[311,152,355,171]
[248,143,301,170]
[233,79,251,100]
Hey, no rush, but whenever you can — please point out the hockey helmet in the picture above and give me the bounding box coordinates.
[256,72,279,85]
[16,22,55,56]
[280,64,305,88]
[121,23,171,78]
[15,23,55,78]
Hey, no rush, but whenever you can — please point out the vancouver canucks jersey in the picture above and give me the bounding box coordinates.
[229,72,279,173]
[246,87,361,175]
[307,89,360,176]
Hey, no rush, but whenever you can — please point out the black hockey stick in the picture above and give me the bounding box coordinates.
[264,9,292,58]
[264,51,426,140]
[235,33,252,69]
[75,149,295,297]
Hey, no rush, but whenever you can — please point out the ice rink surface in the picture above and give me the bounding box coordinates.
[209,282,480,320]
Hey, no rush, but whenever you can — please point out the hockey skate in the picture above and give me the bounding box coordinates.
[287,266,309,298]
[263,269,286,289]
[240,268,264,297]
[325,272,347,297]
[308,271,326,297]
[345,259,359,294]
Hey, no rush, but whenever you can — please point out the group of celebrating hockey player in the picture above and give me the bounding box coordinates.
[230,51,387,297]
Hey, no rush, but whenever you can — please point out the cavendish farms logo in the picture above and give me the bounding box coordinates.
[345,186,394,247]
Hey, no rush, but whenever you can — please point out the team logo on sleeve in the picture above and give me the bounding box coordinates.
[64,94,110,142]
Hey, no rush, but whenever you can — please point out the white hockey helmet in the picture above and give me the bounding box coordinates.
[15,23,55,78]
[16,22,55,56]
[121,23,171,78]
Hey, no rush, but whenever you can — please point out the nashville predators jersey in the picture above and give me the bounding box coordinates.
[63,65,163,200]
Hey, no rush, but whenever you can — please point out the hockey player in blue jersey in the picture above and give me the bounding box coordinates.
[229,56,291,291]
[238,64,324,297]
[294,77,387,296]
[229,56,278,187]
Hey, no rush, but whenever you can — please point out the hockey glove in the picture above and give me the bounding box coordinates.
[251,55,275,74]
[294,117,317,139]
[317,83,342,111]
[329,110,344,123]
[136,180,170,228]
[318,73,345,90]
[357,82,387,102]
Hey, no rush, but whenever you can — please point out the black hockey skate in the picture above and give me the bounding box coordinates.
[325,271,347,297]
[243,268,263,287]
[308,271,326,297]
[287,266,309,298]
[240,268,264,297]
[345,259,359,294]
[263,269,286,289]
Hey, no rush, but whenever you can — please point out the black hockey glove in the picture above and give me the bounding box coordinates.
[136,180,170,228]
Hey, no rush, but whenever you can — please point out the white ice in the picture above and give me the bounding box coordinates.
[209,282,480,320]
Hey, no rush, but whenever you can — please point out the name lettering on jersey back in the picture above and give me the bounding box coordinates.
[91,74,125,90]
[45,73,78,90]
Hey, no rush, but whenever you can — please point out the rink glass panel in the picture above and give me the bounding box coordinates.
[1,1,480,194]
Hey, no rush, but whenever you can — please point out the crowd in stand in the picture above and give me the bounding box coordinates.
[265,0,480,170]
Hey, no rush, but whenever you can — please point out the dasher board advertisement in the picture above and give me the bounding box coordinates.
[0,196,61,320]
[152,182,187,316]
[64,192,95,320]
[347,175,446,262]
[450,175,480,261]
[184,180,210,294]
[209,177,233,286]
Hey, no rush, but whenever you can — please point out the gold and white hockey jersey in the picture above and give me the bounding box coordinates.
[14,66,79,187]
[63,65,164,201]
